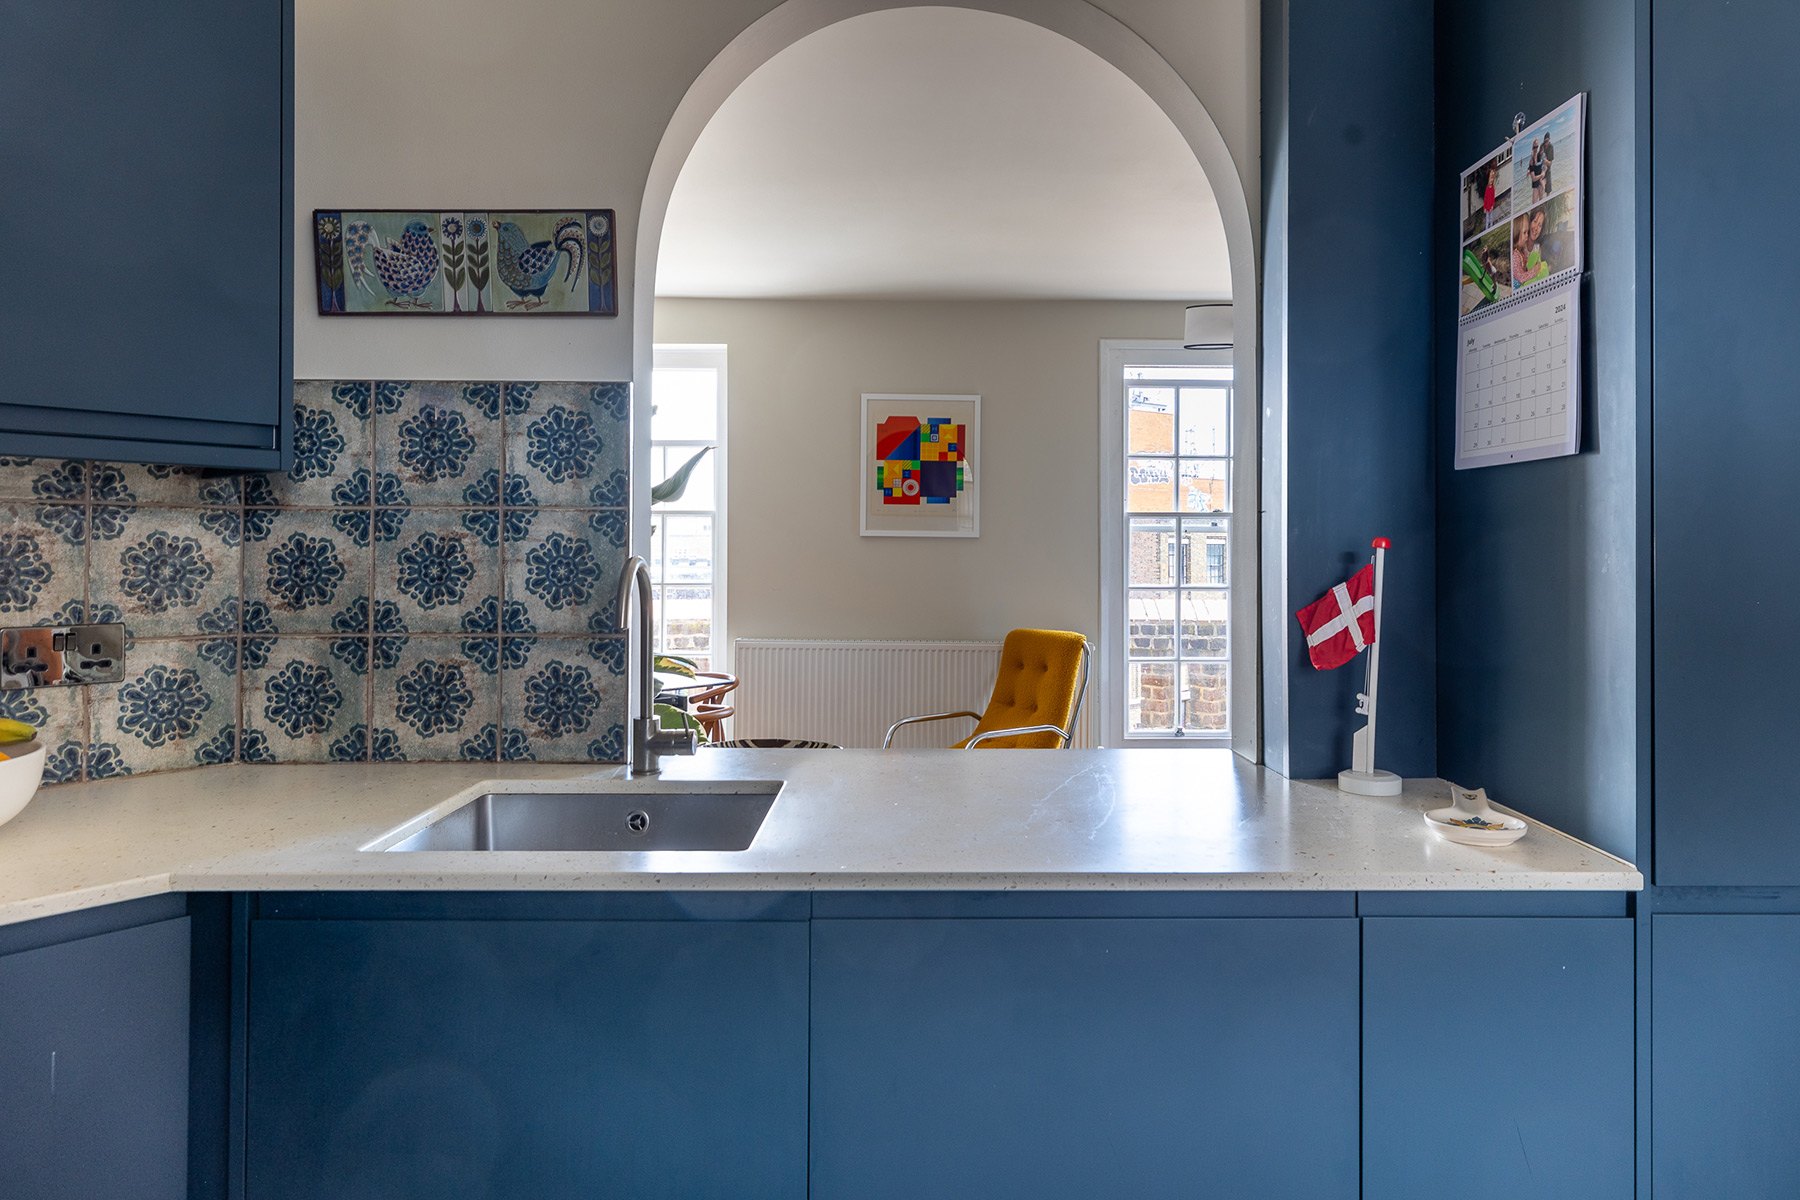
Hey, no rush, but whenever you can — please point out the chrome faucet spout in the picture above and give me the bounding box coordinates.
[615,556,696,775]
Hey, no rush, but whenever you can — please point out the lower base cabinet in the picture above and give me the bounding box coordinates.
[0,916,191,1200]
[245,918,809,1200]
[1654,913,1800,1197]
[809,917,1362,1199]
[1362,917,1635,1199]
[237,902,1645,1198]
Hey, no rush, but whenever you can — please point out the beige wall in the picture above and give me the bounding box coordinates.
[655,298,1182,643]
[295,0,1257,380]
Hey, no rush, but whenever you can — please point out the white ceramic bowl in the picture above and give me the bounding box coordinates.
[0,741,47,830]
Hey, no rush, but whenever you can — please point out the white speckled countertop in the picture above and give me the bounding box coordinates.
[0,749,1641,925]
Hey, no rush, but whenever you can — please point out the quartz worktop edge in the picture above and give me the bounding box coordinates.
[0,753,1643,926]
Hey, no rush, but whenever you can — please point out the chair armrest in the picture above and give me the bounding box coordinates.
[963,723,1073,749]
[882,711,983,748]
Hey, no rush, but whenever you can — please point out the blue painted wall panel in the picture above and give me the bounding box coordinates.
[1262,0,1437,780]
[1364,917,1634,1198]
[1653,914,1800,1195]
[1651,0,1800,886]
[1434,0,1642,861]
[810,917,1360,1199]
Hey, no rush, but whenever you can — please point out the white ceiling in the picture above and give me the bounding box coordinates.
[655,6,1229,301]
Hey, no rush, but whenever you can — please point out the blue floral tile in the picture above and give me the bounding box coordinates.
[503,510,625,634]
[89,639,236,774]
[0,504,86,623]
[374,381,502,505]
[0,685,87,784]
[88,507,240,638]
[372,636,499,761]
[242,637,370,764]
[503,381,630,507]
[248,381,372,505]
[0,457,86,505]
[246,509,372,633]
[376,521,499,633]
[110,464,241,507]
[501,636,627,762]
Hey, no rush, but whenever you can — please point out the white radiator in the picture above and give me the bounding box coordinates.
[731,638,1097,749]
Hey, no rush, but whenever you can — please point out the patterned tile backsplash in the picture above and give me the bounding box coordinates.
[0,380,631,783]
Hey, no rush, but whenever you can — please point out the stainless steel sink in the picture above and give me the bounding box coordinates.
[381,782,782,852]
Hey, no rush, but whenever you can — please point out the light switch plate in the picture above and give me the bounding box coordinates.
[0,623,125,689]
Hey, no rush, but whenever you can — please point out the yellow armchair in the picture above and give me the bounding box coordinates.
[883,629,1091,749]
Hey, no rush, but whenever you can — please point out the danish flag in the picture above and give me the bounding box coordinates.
[1296,564,1376,671]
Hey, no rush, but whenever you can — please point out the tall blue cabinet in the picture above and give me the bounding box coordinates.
[1647,0,1800,1193]
[1651,0,1798,887]
[0,0,293,469]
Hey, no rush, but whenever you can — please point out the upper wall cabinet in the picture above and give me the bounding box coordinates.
[1653,0,1799,885]
[0,1,292,469]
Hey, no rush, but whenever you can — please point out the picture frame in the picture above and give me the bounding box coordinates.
[312,209,617,316]
[860,393,980,538]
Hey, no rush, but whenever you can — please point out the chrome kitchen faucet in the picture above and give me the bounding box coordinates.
[615,556,698,775]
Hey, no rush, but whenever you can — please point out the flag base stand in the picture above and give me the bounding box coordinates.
[1338,768,1402,796]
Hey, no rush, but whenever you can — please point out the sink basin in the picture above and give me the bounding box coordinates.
[381,782,782,852]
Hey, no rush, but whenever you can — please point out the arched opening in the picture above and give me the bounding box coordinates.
[634,0,1259,757]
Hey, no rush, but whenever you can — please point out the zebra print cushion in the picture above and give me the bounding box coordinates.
[706,738,841,750]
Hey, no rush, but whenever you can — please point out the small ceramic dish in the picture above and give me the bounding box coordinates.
[0,741,47,830]
[1425,783,1527,847]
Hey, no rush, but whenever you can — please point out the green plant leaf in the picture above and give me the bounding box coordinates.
[651,446,713,505]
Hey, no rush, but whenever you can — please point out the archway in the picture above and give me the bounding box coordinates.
[631,0,1260,754]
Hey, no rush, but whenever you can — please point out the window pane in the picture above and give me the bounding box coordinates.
[1127,517,1177,585]
[1181,662,1229,733]
[650,368,718,440]
[652,447,715,511]
[661,585,712,657]
[1127,387,1176,454]
[1128,662,1178,734]
[1126,365,1233,383]
[1127,457,1175,512]
[1127,589,1177,659]
[1179,460,1229,513]
[1180,517,1229,586]
[662,514,714,583]
[648,524,665,581]
[1179,387,1230,457]
[1181,591,1229,658]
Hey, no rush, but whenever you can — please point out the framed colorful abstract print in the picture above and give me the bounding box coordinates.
[860,393,979,538]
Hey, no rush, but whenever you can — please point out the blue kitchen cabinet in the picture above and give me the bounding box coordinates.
[0,0,292,468]
[1654,914,1800,1196]
[1362,917,1634,1199]
[809,917,1361,1199]
[1652,0,1800,885]
[0,916,192,1200]
[245,917,809,1200]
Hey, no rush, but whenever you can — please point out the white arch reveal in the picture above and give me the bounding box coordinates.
[631,0,1261,754]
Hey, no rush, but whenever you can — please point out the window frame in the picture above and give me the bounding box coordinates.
[650,343,729,673]
[1098,340,1257,756]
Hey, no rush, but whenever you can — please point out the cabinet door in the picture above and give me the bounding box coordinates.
[1654,914,1800,1196]
[810,918,1360,1199]
[1363,918,1633,1199]
[1653,0,1800,884]
[0,917,191,1200]
[246,919,808,1200]
[0,0,289,467]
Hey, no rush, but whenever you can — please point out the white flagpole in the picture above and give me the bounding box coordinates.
[1340,536,1401,795]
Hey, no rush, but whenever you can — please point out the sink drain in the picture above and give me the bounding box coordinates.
[626,810,650,834]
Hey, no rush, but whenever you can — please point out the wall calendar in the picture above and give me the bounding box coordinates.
[1453,94,1585,469]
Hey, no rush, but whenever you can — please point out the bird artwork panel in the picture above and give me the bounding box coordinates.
[314,209,617,316]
